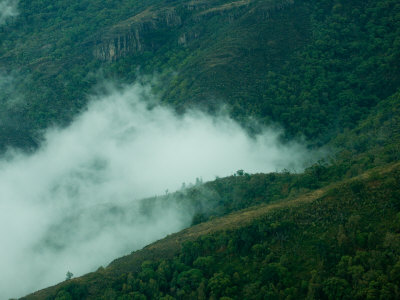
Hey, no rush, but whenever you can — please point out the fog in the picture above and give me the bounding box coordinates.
[0,0,18,25]
[0,72,23,108]
[0,83,314,299]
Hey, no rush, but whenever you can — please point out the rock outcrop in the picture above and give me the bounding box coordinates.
[93,7,182,61]
[93,0,295,61]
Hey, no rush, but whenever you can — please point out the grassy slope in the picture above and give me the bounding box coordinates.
[21,162,400,299]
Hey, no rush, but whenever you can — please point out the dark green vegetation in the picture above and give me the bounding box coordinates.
[1,0,399,149]
[2,0,399,298]
[22,164,400,299]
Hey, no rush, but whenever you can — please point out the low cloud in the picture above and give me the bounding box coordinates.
[0,83,316,298]
[0,72,24,109]
[0,0,18,25]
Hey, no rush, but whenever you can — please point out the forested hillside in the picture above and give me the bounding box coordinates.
[1,0,399,149]
[1,0,399,298]
[22,164,400,299]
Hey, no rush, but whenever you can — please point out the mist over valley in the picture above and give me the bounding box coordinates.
[0,83,315,299]
[1,0,400,298]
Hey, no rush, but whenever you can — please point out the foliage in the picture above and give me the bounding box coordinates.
[0,0,399,150]
[5,0,400,298]
[30,164,400,299]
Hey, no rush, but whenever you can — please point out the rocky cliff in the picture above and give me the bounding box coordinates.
[93,0,295,61]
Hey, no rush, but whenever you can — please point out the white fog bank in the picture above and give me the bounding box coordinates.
[0,83,315,299]
[0,0,18,25]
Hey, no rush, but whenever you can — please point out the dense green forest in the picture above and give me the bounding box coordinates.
[1,0,399,149]
[1,0,399,298]
[22,164,400,299]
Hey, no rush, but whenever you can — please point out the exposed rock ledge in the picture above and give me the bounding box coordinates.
[93,0,295,61]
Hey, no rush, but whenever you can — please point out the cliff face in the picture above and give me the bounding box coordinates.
[93,8,182,61]
[93,0,295,61]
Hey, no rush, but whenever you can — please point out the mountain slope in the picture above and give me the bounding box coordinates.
[22,162,400,299]
[2,0,400,298]
[1,0,399,149]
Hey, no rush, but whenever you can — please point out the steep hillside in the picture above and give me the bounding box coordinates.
[22,163,400,299]
[0,0,300,150]
[1,0,399,150]
[2,0,400,298]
